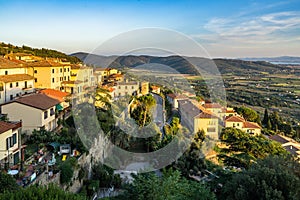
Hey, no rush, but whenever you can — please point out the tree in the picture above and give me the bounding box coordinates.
[219,128,287,168]
[262,108,269,127]
[92,163,121,188]
[172,129,207,177]
[222,156,300,200]
[0,184,84,200]
[236,106,261,124]
[131,95,156,127]
[119,169,216,200]
[0,171,19,194]
[60,159,74,185]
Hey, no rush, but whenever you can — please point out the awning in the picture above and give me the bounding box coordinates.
[56,104,64,111]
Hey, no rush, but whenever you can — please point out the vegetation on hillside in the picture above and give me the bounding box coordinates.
[221,156,300,200]
[0,42,81,63]
[116,169,216,200]
[218,128,287,168]
[0,184,85,200]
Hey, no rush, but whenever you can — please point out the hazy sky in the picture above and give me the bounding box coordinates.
[1,0,300,58]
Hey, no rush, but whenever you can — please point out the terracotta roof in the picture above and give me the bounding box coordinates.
[167,93,188,99]
[167,93,176,99]
[190,100,206,111]
[269,135,290,144]
[196,112,219,119]
[10,93,60,110]
[225,115,245,122]
[243,121,261,129]
[204,103,223,109]
[39,89,70,102]
[0,74,34,83]
[151,86,160,89]
[0,121,17,134]
[25,60,69,67]
[178,99,202,118]
[71,65,91,70]
[0,57,25,69]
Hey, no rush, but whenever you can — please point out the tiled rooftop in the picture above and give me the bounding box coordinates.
[0,74,34,83]
[10,93,60,110]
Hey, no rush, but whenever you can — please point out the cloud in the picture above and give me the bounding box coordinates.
[200,12,300,44]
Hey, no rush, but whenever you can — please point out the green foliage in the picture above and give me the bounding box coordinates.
[60,159,74,185]
[28,125,87,154]
[0,184,85,200]
[235,106,261,124]
[78,167,87,182]
[173,129,207,177]
[92,163,121,188]
[130,94,156,127]
[0,42,81,64]
[262,108,269,127]
[0,172,19,194]
[118,169,215,200]
[222,156,300,200]
[219,128,288,168]
[170,117,180,133]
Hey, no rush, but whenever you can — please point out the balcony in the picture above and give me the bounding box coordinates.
[22,86,33,90]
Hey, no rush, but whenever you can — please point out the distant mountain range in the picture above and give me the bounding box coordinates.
[71,52,290,75]
[241,56,300,63]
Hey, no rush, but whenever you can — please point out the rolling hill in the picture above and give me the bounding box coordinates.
[71,52,289,75]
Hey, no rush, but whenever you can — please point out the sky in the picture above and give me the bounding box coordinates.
[0,0,300,58]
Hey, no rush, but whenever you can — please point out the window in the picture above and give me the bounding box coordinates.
[68,68,70,72]
[6,138,9,150]
[207,127,216,132]
[237,123,239,126]
[64,68,66,72]
[16,82,19,87]
[34,70,37,74]
[5,71,8,75]
[10,136,13,147]
[60,68,62,73]
[125,86,127,89]
[10,95,13,100]
[44,111,48,119]
[50,108,55,116]
[118,86,121,89]
[132,86,134,89]
[52,69,55,73]
[68,76,70,81]
[35,78,37,83]
[52,78,55,83]
[64,76,66,80]
[13,133,17,145]
[10,83,13,88]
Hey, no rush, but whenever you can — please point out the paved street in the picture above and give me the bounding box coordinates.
[152,93,164,128]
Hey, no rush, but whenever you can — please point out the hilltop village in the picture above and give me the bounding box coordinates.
[0,52,299,198]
